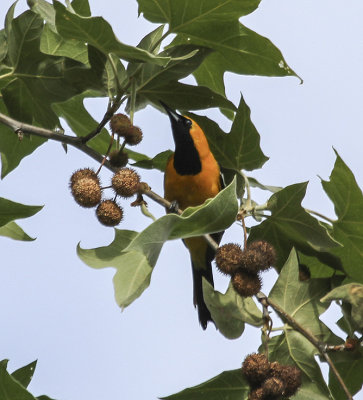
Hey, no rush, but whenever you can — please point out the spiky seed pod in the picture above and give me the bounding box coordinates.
[262,377,285,398]
[71,177,102,208]
[232,269,261,297]
[70,168,98,187]
[109,150,129,168]
[109,113,131,136]
[215,243,244,275]
[96,200,123,226]
[247,387,265,400]
[270,363,302,397]
[112,168,140,198]
[123,126,143,146]
[242,353,270,386]
[240,241,276,273]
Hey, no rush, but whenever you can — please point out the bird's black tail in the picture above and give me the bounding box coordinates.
[191,231,224,329]
[191,260,214,330]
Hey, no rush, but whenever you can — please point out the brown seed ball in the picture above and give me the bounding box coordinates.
[270,363,302,397]
[247,387,265,400]
[109,150,129,168]
[232,269,261,297]
[109,113,131,136]
[241,241,276,273]
[215,243,243,275]
[71,177,102,208]
[112,168,140,198]
[123,126,143,146]
[70,168,98,187]
[242,353,270,386]
[262,377,285,398]
[96,200,123,226]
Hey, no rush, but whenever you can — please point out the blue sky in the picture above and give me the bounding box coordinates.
[1,1,362,399]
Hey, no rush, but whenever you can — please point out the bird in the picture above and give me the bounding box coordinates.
[162,102,224,329]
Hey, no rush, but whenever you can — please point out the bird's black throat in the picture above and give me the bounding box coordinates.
[173,138,202,175]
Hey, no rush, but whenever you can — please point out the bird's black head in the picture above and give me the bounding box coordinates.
[161,102,201,175]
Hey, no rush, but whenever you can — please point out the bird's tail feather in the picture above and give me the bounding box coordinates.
[191,260,214,330]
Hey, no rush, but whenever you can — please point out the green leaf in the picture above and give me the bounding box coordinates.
[138,0,261,27]
[0,100,46,178]
[0,360,37,400]
[161,369,249,400]
[203,280,262,339]
[321,283,363,332]
[53,1,170,65]
[11,360,37,388]
[188,95,268,172]
[0,197,43,227]
[131,150,172,172]
[0,221,35,241]
[140,81,235,112]
[248,182,341,270]
[173,21,299,79]
[1,9,102,136]
[269,249,334,340]
[321,152,363,283]
[78,179,238,308]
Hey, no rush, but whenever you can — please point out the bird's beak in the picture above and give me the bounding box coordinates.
[160,101,181,124]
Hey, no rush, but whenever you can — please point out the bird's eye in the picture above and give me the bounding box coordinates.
[184,119,192,128]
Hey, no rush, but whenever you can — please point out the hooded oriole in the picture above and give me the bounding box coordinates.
[162,103,223,329]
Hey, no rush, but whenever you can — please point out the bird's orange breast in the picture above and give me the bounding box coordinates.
[164,152,221,210]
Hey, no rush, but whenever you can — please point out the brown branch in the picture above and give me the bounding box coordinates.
[0,112,353,399]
